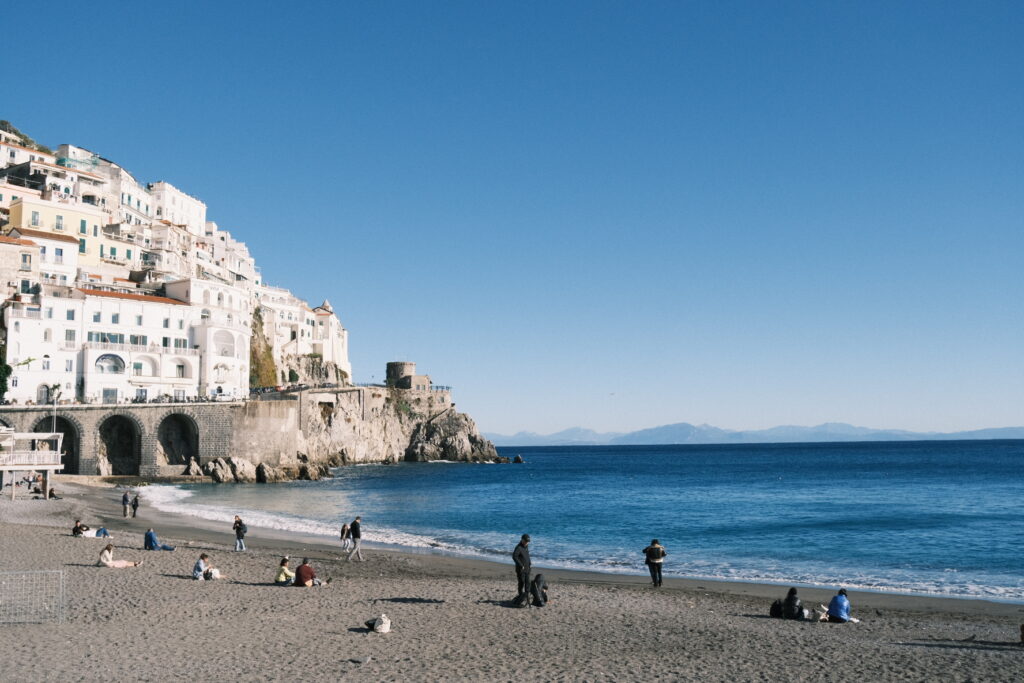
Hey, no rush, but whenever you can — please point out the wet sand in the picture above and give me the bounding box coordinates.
[1,481,1022,681]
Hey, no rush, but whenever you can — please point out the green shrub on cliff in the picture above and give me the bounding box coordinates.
[249,307,278,387]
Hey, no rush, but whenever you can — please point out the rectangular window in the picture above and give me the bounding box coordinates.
[20,253,31,269]
[45,307,53,319]
[136,388,147,401]
[65,329,75,342]
[136,315,143,325]
[31,211,40,226]
[163,318,170,328]
[80,219,87,234]
[92,312,101,322]
[79,238,86,254]
[110,247,117,258]
[42,360,50,370]
[65,359,73,372]
[178,319,184,330]
[100,245,105,258]
[126,249,132,260]
[174,338,188,349]
[112,313,120,324]
[66,310,75,321]
[55,215,64,230]
[133,362,143,376]
[20,280,30,293]
[175,364,186,378]
[129,334,148,346]
[162,337,170,348]
[92,226,98,237]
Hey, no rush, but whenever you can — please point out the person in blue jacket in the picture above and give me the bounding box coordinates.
[827,588,851,623]
[143,528,175,551]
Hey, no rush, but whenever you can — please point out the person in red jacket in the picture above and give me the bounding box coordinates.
[293,558,331,587]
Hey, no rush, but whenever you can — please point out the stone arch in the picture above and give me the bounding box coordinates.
[0,415,13,428]
[132,354,159,377]
[32,414,82,475]
[156,412,199,467]
[97,413,143,476]
[36,384,52,403]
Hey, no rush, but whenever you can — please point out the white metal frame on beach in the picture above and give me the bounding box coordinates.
[0,570,65,624]
[0,427,64,500]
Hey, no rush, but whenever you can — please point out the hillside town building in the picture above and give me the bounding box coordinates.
[0,125,351,406]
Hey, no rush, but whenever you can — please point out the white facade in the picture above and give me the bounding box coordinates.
[149,181,207,237]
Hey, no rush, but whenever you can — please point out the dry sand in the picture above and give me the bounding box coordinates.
[1,481,1022,682]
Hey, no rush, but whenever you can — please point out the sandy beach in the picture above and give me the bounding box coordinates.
[1,481,1022,682]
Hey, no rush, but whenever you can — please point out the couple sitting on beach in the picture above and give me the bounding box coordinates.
[771,587,854,623]
[193,554,226,581]
[274,557,331,587]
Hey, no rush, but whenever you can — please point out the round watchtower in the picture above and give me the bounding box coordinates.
[386,362,417,387]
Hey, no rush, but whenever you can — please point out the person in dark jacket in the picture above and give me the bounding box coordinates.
[513,534,531,597]
[233,515,247,552]
[643,539,667,587]
[347,516,364,561]
[827,588,851,623]
[782,587,803,620]
[131,494,140,518]
[293,558,330,587]
[121,491,131,518]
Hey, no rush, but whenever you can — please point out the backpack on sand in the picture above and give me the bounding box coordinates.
[769,599,783,619]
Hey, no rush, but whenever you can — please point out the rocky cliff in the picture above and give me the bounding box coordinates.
[201,386,503,482]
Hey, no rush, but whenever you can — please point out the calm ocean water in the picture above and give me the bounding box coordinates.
[144,440,1024,602]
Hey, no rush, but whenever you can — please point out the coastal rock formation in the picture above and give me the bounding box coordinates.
[204,458,235,483]
[229,457,258,483]
[184,458,204,476]
[405,411,501,463]
[256,463,287,483]
[291,387,502,467]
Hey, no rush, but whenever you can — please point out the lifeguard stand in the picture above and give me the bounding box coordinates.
[0,427,64,500]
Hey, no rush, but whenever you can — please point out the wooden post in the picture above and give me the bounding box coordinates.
[43,470,50,501]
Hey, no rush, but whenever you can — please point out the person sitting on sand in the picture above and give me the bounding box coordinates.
[782,587,804,620]
[274,557,295,586]
[73,520,111,538]
[98,544,142,569]
[293,558,330,587]
[193,553,224,580]
[827,588,851,623]
[48,488,61,500]
[143,528,175,551]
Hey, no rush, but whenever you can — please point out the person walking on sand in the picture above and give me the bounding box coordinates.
[346,516,364,561]
[131,494,140,518]
[233,515,247,552]
[827,588,851,623]
[121,491,131,518]
[98,544,142,569]
[339,522,352,551]
[513,534,532,598]
[643,539,667,587]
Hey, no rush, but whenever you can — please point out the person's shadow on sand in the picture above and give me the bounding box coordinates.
[900,638,1022,653]
[374,597,444,604]
[476,599,522,609]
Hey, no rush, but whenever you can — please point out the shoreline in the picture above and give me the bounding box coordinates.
[3,480,1023,680]
[61,478,1024,618]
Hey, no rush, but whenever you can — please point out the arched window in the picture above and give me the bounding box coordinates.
[214,330,235,357]
[201,309,211,321]
[95,354,125,374]
[43,328,52,342]
[217,292,224,306]
[202,290,211,305]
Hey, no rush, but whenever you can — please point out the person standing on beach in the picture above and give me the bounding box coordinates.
[339,522,352,551]
[233,515,247,552]
[121,491,131,518]
[643,539,667,587]
[347,516,364,561]
[513,534,532,598]
[131,494,140,518]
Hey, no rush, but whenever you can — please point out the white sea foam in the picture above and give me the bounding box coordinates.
[142,484,1024,603]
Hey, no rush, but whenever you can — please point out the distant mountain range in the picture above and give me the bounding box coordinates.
[483,422,1024,447]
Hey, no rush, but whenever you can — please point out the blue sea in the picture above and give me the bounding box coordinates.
[144,440,1024,602]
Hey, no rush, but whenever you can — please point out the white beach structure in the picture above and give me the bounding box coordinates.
[0,427,64,500]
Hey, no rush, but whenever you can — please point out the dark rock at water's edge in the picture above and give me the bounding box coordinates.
[512,454,525,464]
[404,410,504,463]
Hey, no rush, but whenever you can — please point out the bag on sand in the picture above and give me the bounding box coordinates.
[769,599,783,619]
[530,574,548,607]
[512,592,530,608]
[364,614,391,633]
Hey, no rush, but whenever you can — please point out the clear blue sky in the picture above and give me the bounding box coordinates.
[7,2,1022,434]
